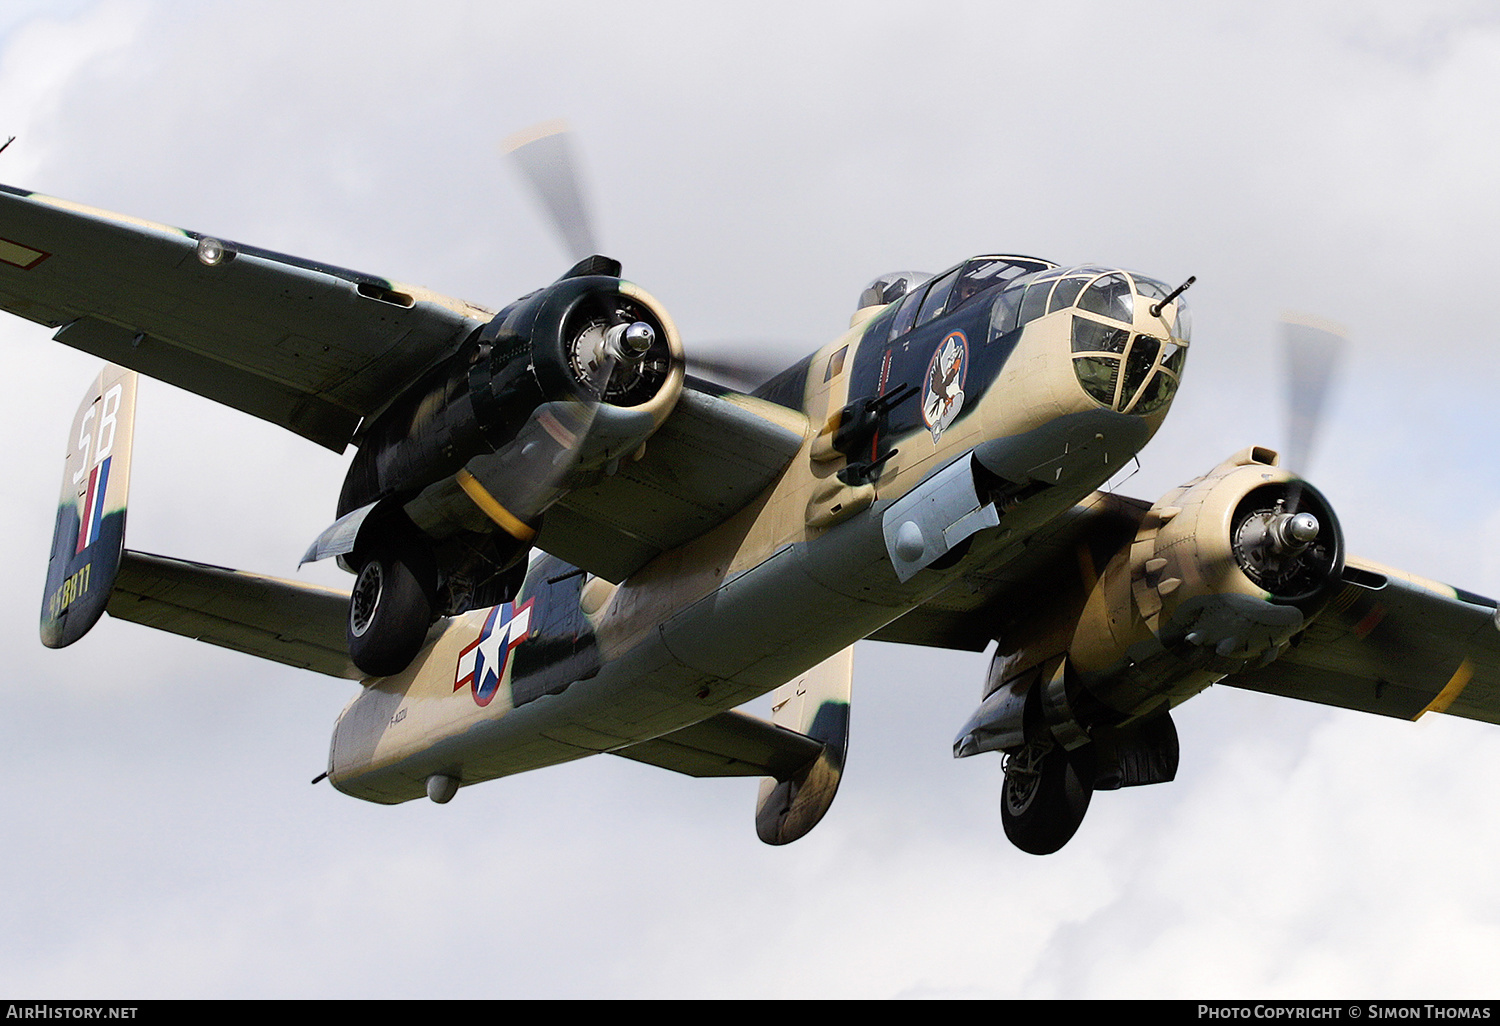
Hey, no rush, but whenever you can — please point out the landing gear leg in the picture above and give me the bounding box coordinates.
[347,538,434,678]
[1001,738,1094,855]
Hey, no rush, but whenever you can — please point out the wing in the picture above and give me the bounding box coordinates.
[1222,558,1500,725]
[0,185,493,451]
[869,486,1500,727]
[532,386,809,582]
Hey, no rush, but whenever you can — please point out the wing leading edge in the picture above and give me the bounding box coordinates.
[0,185,493,450]
[2,184,811,583]
[1222,558,1500,725]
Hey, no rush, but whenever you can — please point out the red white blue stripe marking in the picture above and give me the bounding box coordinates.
[75,456,111,555]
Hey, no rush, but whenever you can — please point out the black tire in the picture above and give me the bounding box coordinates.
[346,549,433,677]
[1001,741,1095,855]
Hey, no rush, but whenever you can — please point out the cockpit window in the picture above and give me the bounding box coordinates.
[1131,338,1182,415]
[1133,277,1169,302]
[1079,273,1133,323]
[1047,275,1088,313]
[1071,315,1185,415]
[916,266,961,327]
[988,264,1192,421]
[859,270,932,311]
[1072,317,1130,354]
[888,282,927,340]
[883,256,1056,343]
[1017,277,1052,326]
[1170,301,1192,342]
[1060,269,1190,414]
[950,256,1053,310]
[990,286,1024,336]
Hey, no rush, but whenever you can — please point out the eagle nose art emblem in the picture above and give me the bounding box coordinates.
[922,331,968,445]
[454,599,534,707]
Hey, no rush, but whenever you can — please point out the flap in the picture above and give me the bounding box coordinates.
[0,185,492,451]
[865,477,1500,728]
[1222,557,1500,725]
[106,550,360,680]
[612,709,825,779]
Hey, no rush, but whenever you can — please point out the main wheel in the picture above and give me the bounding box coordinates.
[1001,739,1095,855]
[347,548,433,677]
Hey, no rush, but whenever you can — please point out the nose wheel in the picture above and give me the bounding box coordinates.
[346,538,435,677]
[1001,739,1095,855]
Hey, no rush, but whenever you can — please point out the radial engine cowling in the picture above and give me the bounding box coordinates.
[338,275,684,521]
[1066,446,1344,721]
[491,274,684,442]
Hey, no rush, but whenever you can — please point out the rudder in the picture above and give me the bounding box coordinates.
[41,364,137,648]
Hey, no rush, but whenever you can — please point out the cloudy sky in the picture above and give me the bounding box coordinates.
[4,0,1500,999]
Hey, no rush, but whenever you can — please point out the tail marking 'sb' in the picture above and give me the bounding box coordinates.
[41,364,137,648]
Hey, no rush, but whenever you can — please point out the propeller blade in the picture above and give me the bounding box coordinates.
[497,372,615,524]
[685,349,800,393]
[503,122,804,396]
[503,119,600,264]
[1280,313,1347,475]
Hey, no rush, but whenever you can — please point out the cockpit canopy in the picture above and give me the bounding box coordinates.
[858,271,932,311]
[857,255,1056,320]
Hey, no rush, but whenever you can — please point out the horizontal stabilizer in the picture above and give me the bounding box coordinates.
[107,551,360,680]
[612,709,824,780]
[608,649,855,845]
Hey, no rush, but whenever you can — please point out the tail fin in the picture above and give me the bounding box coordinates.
[40,364,137,648]
[755,645,852,845]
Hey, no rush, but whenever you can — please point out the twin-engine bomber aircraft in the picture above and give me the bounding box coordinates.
[5,135,1500,854]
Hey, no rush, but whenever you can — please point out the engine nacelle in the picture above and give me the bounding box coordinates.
[312,273,684,618]
[1067,446,1343,720]
[339,274,683,518]
[955,447,1342,761]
